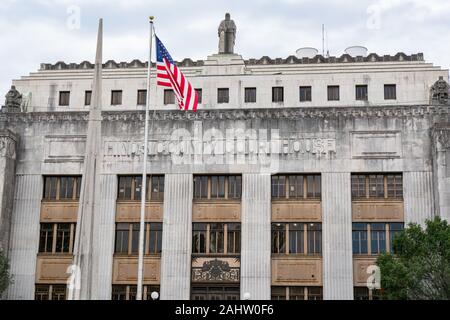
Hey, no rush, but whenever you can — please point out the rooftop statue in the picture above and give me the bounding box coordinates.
[218,13,236,54]
[3,85,22,112]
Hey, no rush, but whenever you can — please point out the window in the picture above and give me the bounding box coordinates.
[289,223,304,254]
[59,91,70,106]
[192,223,240,254]
[351,173,403,199]
[271,287,323,300]
[191,286,240,300]
[195,89,202,104]
[244,87,256,103]
[352,223,368,254]
[35,285,66,300]
[43,176,81,201]
[114,222,163,255]
[84,90,92,106]
[356,85,368,101]
[299,86,312,102]
[192,223,207,253]
[354,287,382,300]
[164,89,175,104]
[327,85,339,101]
[209,223,224,254]
[307,223,322,254]
[39,224,54,253]
[272,174,321,200]
[111,90,122,105]
[217,88,229,103]
[193,175,241,200]
[272,87,284,103]
[384,84,396,100]
[117,175,164,201]
[272,223,322,255]
[112,285,159,300]
[38,223,75,254]
[389,223,404,253]
[371,223,386,254]
[137,90,147,105]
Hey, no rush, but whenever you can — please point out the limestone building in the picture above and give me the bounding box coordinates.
[1,15,449,300]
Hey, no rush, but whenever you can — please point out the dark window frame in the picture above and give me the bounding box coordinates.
[137,90,147,105]
[217,88,229,104]
[384,84,397,100]
[327,85,340,101]
[355,85,368,101]
[299,86,312,102]
[272,87,284,103]
[59,91,70,106]
[244,87,257,103]
[111,90,123,105]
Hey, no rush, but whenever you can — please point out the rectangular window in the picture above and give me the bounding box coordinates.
[209,223,225,254]
[44,177,58,200]
[272,87,284,103]
[227,223,241,254]
[307,223,322,254]
[34,285,67,300]
[271,175,286,199]
[148,223,163,254]
[327,86,340,101]
[111,90,122,105]
[193,176,208,199]
[271,287,286,300]
[192,223,207,253]
[244,87,256,103]
[35,285,50,300]
[137,90,147,105]
[288,175,303,198]
[52,285,66,300]
[356,85,368,101]
[271,223,286,254]
[210,176,226,199]
[299,86,312,102]
[117,176,164,201]
[384,84,396,100]
[39,224,54,253]
[43,176,81,201]
[389,223,404,253]
[271,286,323,300]
[164,89,175,105]
[84,90,92,106]
[371,223,386,254]
[351,173,403,199]
[112,285,127,300]
[195,89,202,104]
[59,91,70,106]
[217,88,229,103]
[352,223,368,254]
[306,175,321,199]
[55,223,71,253]
[228,176,242,199]
[115,223,130,254]
[130,223,140,253]
[289,223,304,254]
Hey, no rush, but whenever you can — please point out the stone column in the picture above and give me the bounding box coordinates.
[160,174,193,300]
[0,130,18,254]
[241,173,271,300]
[403,171,435,225]
[91,174,117,299]
[322,172,353,300]
[432,126,450,222]
[7,175,43,300]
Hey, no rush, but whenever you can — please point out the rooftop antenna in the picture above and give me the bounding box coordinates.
[322,24,325,56]
[326,27,330,57]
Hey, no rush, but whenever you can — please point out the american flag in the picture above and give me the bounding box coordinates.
[156,36,198,112]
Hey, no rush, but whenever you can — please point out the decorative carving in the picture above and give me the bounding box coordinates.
[430,76,450,105]
[1,105,449,124]
[2,85,23,113]
[433,124,450,150]
[0,136,17,159]
[192,258,240,282]
[218,13,237,54]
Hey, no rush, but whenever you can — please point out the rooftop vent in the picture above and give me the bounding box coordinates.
[295,47,319,59]
[344,46,368,57]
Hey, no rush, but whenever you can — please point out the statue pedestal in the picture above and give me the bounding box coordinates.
[203,53,245,75]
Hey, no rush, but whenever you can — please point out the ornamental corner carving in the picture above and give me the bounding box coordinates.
[430,76,450,105]
[0,136,17,159]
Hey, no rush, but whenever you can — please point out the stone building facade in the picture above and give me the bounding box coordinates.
[1,16,450,300]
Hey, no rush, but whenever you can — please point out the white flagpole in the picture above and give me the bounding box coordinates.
[137,16,154,301]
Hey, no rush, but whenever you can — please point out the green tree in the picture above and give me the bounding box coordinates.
[377,216,450,299]
[0,250,12,296]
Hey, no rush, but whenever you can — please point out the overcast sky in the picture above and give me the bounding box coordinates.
[1,0,450,98]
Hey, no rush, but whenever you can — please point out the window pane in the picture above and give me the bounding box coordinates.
[307,287,323,300]
[228,175,242,199]
[164,89,175,104]
[271,223,286,253]
[307,175,321,199]
[85,91,92,106]
[115,223,129,253]
[112,285,127,300]
[351,175,366,198]
[59,177,75,199]
[289,223,304,254]
[299,86,312,102]
[227,223,241,254]
[137,90,147,105]
[39,223,54,253]
[271,175,286,199]
[44,177,58,200]
[271,287,286,300]
[245,87,256,103]
[111,90,122,105]
[327,86,339,101]
[35,285,50,300]
[118,176,132,200]
[211,176,225,199]
[134,176,142,200]
[371,223,386,254]
[59,91,70,106]
[52,285,67,300]
[356,85,368,101]
[193,223,207,253]
[389,223,404,253]
[352,223,368,254]
[307,223,322,254]
[272,87,284,102]
[55,223,71,253]
[288,175,303,199]
[195,89,202,104]
[354,287,370,300]
[209,223,224,253]
[149,223,162,254]
[150,175,164,201]
[369,175,384,198]
[218,88,229,103]
[384,84,396,100]
[131,223,140,253]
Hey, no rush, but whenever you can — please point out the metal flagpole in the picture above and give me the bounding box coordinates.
[137,16,154,301]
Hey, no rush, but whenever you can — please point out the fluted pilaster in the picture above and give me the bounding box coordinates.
[404,171,435,225]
